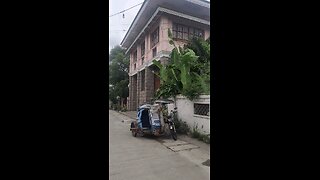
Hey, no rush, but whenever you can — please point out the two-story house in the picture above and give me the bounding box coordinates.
[120,0,210,111]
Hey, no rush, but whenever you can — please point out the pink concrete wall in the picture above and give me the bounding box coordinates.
[204,29,210,40]
[158,16,174,52]
[145,20,161,65]
[137,45,141,67]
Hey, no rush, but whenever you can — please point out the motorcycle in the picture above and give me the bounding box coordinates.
[166,107,178,141]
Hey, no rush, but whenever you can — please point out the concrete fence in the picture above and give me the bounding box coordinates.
[168,95,210,134]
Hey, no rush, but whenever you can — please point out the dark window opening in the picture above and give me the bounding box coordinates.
[133,50,137,62]
[151,27,159,47]
[152,47,157,58]
[141,70,145,91]
[172,23,204,40]
[141,41,145,57]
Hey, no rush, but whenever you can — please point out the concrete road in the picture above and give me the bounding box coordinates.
[109,110,210,180]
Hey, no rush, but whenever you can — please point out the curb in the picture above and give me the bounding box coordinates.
[117,111,136,120]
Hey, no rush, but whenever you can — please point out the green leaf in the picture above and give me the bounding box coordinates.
[152,59,162,69]
[168,28,173,39]
[193,72,209,94]
[171,69,178,82]
[180,64,187,88]
[171,48,180,65]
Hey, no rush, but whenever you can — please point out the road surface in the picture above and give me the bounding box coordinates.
[109,110,210,180]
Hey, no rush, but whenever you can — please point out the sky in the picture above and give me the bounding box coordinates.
[109,0,210,53]
[109,0,144,53]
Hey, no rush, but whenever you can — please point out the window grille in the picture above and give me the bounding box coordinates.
[194,103,209,116]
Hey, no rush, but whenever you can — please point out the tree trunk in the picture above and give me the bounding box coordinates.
[173,96,177,108]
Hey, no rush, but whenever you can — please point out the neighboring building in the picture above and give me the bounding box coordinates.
[121,0,210,111]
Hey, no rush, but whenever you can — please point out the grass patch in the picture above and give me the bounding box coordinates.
[192,126,210,144]
[174,118,210,144]
[173,116,190,134]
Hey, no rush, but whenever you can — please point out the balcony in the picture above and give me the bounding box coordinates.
[128,50,171,76]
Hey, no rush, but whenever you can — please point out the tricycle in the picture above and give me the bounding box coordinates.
[130,100,178,140]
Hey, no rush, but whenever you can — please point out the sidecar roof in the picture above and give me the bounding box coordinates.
[138,104,152,109]
[154,100,174,104]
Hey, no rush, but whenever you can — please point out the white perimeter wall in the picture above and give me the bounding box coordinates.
[168,95,210,134]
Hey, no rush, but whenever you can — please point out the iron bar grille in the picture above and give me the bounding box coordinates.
[194,103,209,116]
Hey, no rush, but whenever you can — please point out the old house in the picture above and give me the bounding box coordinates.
[120,0,210,111]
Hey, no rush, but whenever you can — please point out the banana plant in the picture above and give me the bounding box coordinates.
[152,29,210,101]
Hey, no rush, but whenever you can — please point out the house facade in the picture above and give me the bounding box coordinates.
[120,0,210,111]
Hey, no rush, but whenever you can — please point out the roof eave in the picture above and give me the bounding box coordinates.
[120,0,149,47]
[125,7,210,54]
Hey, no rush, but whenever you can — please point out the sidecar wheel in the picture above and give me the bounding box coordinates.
[131,122,137,137]
[132,130,137,137]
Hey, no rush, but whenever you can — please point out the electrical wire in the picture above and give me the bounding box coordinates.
[109,2,143,17]
[109,30,127,31]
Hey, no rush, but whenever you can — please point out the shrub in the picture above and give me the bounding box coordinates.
[121,106,127,112]
[202,134,210,144]
[192,126,201,138]
[113,104,121,111]
[173,117,210,144]
[191,125,210,144]
[173,115,190,134]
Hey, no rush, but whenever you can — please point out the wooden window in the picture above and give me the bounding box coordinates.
[152,47,157,58]
[141,40,145,57]
[177,25,183,39]
[141,70,145,91]
[172,24,177,38]
[172,24,184,39]
[189,27,194,39]
[183,26,189,40]
[194,28,204,38]
[133,50,137,62]
[151,27,159,47]
[172,23,204,40]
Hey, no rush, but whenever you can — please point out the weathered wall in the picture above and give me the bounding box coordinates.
[128,13,210,111]
[168,95,210,134]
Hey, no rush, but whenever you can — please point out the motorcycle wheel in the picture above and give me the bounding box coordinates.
[170,129,177,141]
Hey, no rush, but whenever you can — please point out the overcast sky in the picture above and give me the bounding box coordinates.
[109,0,210,53]
[109,0,143,53]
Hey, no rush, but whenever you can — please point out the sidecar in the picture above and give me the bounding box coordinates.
[130,104,163,137]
